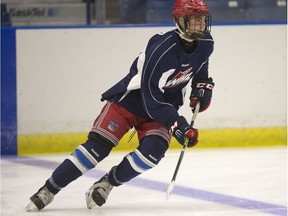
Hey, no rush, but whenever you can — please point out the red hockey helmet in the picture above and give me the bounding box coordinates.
[173,0,211,41]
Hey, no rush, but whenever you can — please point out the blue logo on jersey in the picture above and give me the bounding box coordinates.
[107,120,119,132]
[164,67,193,88]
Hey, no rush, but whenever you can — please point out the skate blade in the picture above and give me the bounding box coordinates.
[85,191,97,209]
[25,201,39,212]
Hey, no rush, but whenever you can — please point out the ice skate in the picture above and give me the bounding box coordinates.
[25,186,54,212]
[85,167,115,208]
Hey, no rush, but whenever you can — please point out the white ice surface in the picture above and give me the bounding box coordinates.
[1,147,287,216]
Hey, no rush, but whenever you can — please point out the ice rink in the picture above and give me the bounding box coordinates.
[1,146,287,216]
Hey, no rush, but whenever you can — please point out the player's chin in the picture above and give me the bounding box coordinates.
[190,32,205,40]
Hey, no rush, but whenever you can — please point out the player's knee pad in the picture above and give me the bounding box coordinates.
[68,135,112,174]
[126,135,169,174]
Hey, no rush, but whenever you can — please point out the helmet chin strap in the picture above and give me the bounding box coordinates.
[175,23,194,43]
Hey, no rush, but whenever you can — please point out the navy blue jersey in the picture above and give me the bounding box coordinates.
[101,29,214,127]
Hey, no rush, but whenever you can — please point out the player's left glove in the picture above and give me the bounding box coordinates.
[190,77,215,112]
[167,116,199,147]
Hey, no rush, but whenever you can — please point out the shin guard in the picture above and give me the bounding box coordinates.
[108,135,168,186]
[46,137,112,194]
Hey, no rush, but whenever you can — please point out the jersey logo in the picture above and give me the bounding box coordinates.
[164,67,193,88]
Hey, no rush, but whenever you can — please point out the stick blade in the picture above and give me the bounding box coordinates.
[166,180,175,200]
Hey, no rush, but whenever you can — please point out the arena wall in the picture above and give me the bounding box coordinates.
[1,24,286,154]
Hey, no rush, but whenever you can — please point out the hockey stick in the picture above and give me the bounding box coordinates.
[166,89,203,200]
[128,129,137,143]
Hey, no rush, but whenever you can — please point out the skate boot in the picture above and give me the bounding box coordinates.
[25,186,54,212]
[85,166,116,209]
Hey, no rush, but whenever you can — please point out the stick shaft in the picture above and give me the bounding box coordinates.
[166,100,201,199]
[170,101,200,181]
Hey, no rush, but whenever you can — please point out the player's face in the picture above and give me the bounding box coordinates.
[179,15,207,39]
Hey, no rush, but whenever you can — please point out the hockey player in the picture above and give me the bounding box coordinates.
[25,0,215,211]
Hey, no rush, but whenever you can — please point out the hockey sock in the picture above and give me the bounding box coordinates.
[45,137,112,194]
[108,135,168,186]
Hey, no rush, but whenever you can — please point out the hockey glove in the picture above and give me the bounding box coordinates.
[168,116,198,147]
[190,77,215,112]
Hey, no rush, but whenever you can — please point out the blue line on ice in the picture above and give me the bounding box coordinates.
[4,156,287,216]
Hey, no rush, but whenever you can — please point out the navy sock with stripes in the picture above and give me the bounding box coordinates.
[108,135,168,186]
[45,138,112,194]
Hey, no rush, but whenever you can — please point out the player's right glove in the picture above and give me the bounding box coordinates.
[167,116,198,147]
[190,77,215,112]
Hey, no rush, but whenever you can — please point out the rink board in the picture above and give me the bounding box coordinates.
[18,127,286,155]
[2,25,287,155]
